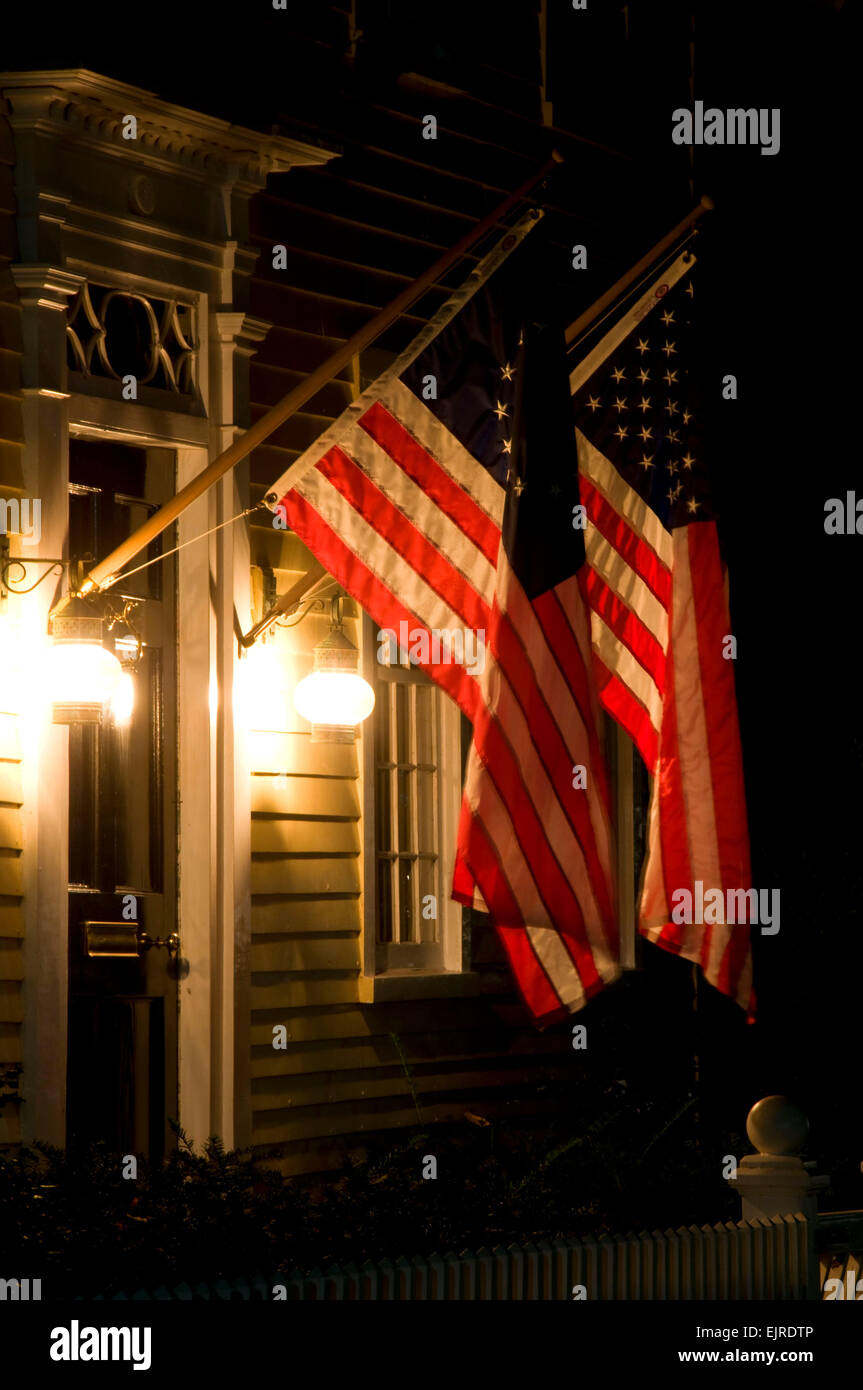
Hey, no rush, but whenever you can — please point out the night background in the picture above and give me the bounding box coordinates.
[2,0,861,1313]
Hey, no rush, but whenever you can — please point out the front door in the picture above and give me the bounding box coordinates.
[65,438,178,1161]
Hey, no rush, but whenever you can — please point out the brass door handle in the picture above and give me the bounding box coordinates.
[85,922,180,959]
[138,930,180,958]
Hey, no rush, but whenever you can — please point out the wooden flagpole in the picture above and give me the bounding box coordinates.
[565,193,713,348]
[55,152,565,614]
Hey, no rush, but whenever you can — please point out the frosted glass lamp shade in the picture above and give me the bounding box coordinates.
[293,626,374,743]
[48,608,123,724]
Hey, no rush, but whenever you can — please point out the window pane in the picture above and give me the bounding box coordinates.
[395,682,409,764]
[418,858,438,944]
[376,767,391,849]
[68,723,99,887]
[114,646,160,892]
[416,769,435,852]
[377,858,393,943]
[398,858,415,943]
[415,686,435,765]
[397,769,412,850]
[375,683,391,762]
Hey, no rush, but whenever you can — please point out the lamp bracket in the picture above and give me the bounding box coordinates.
[238,560,335,651]
[1,553,66,596]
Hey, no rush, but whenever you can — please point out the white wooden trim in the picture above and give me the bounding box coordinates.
[175,446,213,1147]
[437,689,463,973]
[359,614,469,995]
[18,390,71,1146]
[359,610,377,981]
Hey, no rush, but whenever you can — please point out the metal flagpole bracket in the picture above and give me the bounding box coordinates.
[238,558,331,651]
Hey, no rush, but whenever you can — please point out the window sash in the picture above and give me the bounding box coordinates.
[375,679,442,952]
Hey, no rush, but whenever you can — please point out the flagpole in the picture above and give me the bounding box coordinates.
[54,152,565,615]
[564,194,714,348]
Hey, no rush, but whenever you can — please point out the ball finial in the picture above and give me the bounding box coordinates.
[746,1096,808,1156]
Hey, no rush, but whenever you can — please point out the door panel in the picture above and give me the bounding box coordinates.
[65,439,178,1160]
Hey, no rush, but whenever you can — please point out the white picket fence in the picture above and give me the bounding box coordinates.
[270,1212,810,1301]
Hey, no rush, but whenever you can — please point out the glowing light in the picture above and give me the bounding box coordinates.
[110,668,135,727]
[0,610,22,713]
[293,670,375,733]
[47,602,123,723]
[237,640,289,731]
[47,641,123,723]
[293,624,374,742]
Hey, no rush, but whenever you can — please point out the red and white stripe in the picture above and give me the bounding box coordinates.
[271,374,619,1025]
[568,256,754,1014]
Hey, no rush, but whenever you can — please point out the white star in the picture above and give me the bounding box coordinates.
[681,408,693,425]
[635,338,649,355]
[637,367,650,384]
[662,340,677,357]
[501,438,512,454]
[685,281,694,298]
[587,394,601,412]
[501,362,515,381]
[611,365,626,383]
[663,369,679,385]
[686,496,700,514]
[492,400,508,420]
[637,424,653,442]
[638,395,652,413]
[667,428,681,445]
[612,395,628,413]
[681,451,695,470]
[664,400,679,416]
[614,423,629,441]
[638,454,654,471]
[661,309,676,326]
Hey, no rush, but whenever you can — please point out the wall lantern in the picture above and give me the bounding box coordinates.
[47,597,124,724]
[239,572,374,744]
[1,547,145,726]
[293,597,375,744]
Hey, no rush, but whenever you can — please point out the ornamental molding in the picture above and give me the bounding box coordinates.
[0,69,338,189]
[10,263,84,309]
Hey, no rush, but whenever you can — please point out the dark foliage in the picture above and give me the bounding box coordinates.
[0,1084,743,1299]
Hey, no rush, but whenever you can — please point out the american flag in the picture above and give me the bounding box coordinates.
[569,250,754,1014]
[265,213,619,1025]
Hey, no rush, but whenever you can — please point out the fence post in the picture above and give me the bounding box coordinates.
[727,1095,829,1300]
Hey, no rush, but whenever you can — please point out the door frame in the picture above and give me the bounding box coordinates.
[21,415,250,1153]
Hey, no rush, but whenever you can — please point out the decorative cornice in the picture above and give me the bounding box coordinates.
[211,312,273,366]
[0,69,339,189]
[10,263,85,309]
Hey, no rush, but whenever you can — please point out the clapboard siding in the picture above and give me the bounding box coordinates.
[252,1060,572,1113]
[0,1022,20,1061]
[252,820,359,855]
[253,1090,564,1148]
[244,3,664,1171]
[252,937,359,974]
[0,979,22,1021]
[0,760,23,805]
[252,898,361,934]
[249,732,355,779]
[250,1028,564,1079]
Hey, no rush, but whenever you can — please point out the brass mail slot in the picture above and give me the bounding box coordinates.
[84,921,140,958]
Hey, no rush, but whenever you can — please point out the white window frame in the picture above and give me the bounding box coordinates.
[359,612,478,1002]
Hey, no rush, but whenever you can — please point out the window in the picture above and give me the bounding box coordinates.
[358,613,649,1001]
[359,614,475,1001]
